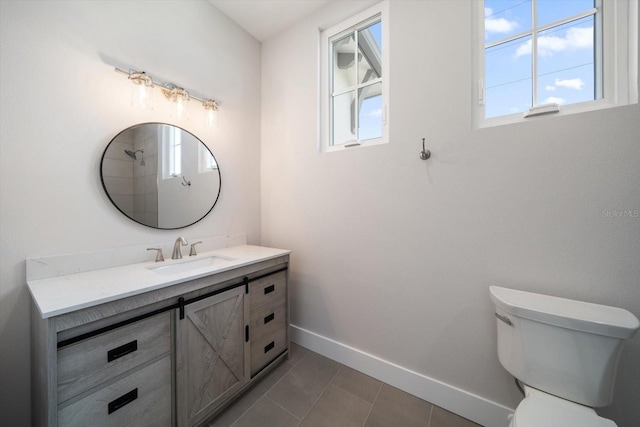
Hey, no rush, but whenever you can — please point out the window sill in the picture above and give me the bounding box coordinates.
[474,98,635,129]
[322,137,388,153]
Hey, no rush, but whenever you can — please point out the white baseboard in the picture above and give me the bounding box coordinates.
[290,324,513,427]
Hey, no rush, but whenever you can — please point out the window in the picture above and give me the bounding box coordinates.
[320,2,389,151]
[162,125,182,179]
[198,143,218,173]
[475,0,637,126]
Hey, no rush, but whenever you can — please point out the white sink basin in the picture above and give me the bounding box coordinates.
[146,255,235,275]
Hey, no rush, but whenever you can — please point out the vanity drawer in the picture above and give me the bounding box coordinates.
[250,328,287,376]
[250,270,286,311]
[57,312,171,403]
[58,355,171,427]
[250,299,286,344]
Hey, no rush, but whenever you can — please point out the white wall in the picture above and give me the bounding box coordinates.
[0,1,261,425]
[261,1,640,426]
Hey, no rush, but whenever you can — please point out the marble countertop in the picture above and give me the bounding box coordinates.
[28,245,290,319]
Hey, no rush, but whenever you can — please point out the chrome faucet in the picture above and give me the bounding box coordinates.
[147,247,165,262]
[189,241,203,256]
[172,237,188,259]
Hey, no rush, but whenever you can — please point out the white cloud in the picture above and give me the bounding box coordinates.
[545,85,556,91]
[515,26,593,57]
[555,78,585,90]
[544,96,567,105]
[364,108,382,118]
[514,40,531,57]
[485,8,518,35]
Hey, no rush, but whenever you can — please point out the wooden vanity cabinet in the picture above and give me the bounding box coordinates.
[176,284,249,427]
[175,266,289,426]
[31,255,289,427]
[58,355,172,426]
[56,312,172,427]
[249,270,288,376]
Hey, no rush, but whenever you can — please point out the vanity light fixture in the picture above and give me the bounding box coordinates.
[115,67,220,126]
[128,71,154,110]
[203,99,219,128]
[162,83,189,120]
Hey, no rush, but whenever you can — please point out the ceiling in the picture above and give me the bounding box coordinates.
[208,0,333,41]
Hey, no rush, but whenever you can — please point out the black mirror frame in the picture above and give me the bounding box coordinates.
[100,122,221,230]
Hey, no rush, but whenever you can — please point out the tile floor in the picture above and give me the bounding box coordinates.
[208,343,482,427]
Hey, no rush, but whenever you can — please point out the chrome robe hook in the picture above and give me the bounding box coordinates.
[420,138,431,160]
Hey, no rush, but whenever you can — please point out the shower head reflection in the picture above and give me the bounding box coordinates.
[124,149,145,166]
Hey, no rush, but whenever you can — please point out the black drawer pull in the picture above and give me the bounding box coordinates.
[264,341,275,353]
[108,388,138,414]
[107,340,138,362]
[264,313,275,324]
[264,284,275,295]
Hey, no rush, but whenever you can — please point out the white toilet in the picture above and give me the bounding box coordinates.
[490,286,640,427]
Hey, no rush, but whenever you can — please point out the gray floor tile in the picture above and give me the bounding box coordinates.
[429,406,482,427]
[300,384,372,427]
[208,345,484,427]
[230,397,299,427]
[209,360,295,427]
[287,342,309,366]
[267,351,342,418]
[331,366,382,404]
[364,384,432,427]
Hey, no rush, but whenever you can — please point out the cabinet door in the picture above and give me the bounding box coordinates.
[176,285,249,427]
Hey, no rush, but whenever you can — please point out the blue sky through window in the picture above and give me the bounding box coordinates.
[369,21,382,48]
[484,0,596,118]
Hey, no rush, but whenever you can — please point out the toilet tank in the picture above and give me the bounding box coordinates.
[490,286,639,407]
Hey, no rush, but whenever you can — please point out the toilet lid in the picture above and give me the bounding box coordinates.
[513,389,616,427]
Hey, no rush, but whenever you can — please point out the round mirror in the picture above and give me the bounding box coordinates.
[101,123,221,229]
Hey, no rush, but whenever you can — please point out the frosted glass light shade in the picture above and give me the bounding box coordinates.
[207,108,218,127]
[174,96,189,120]
[129,72,153,110]
[131,83,153,110]
[203,100,219,128]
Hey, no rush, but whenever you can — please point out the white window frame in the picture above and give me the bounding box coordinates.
[473,0,638,128]
[198,143,218,173]
[161,125,182,179]
[319,1,390,152]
